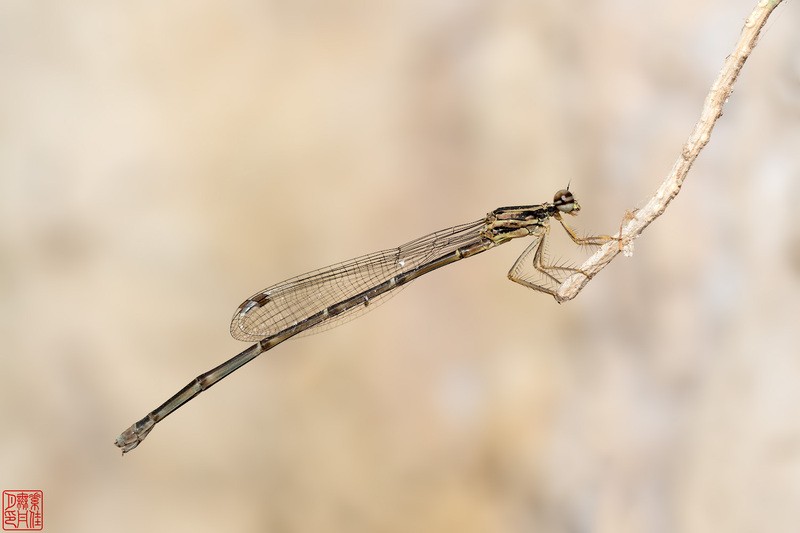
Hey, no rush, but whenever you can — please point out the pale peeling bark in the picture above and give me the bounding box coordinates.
[557,0,786,303]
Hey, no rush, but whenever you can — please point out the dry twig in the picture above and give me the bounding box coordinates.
[556,0,786,303]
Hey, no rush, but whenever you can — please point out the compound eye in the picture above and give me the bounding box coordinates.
[553,189,576,213]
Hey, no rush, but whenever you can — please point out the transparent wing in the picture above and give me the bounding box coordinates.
[230,219,486,341]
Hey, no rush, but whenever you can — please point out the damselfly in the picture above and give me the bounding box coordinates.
[115,188,612,453]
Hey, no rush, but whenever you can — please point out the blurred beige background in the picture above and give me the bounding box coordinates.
[2,1,799,532]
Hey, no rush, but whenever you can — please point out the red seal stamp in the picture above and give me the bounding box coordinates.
[2,491,43,531]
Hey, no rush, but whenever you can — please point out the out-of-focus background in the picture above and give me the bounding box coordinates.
[2,1,799,532]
